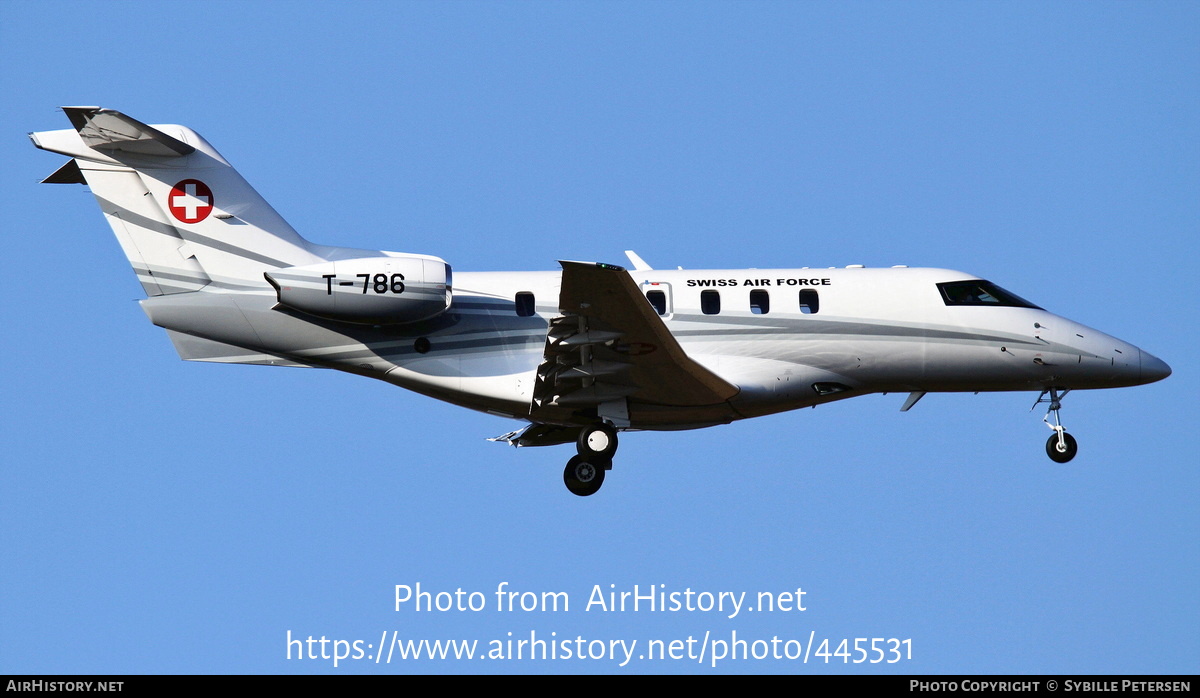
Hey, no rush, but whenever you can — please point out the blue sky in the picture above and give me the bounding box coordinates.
[1,1,1196,674]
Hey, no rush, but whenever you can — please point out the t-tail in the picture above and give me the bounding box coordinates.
[31,108,452,365]
[29,107,330,294]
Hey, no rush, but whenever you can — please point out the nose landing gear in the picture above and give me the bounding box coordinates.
[1046,431,1078,463]
[1034,388,1078,463]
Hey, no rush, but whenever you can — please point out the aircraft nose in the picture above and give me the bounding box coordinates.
[1140,350,1172,384]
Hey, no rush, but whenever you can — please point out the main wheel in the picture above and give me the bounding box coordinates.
[564,455,608,496]
[1045,432,1078,463]
[576,423,618,459]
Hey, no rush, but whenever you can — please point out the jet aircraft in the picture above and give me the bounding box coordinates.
[30,108,1171,495]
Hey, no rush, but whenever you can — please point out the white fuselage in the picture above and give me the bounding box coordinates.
[141,265,1167,430]
[30,107,1173,491]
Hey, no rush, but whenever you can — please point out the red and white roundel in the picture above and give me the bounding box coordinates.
[168,179,214,223]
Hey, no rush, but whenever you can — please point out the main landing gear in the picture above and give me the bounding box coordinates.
[563,423,618,496]
[1034,388,1078,463]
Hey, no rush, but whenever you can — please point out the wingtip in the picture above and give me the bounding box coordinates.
[557,260,628,272]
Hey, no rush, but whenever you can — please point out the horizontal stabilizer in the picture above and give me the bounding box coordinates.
[63,107,194,157]
[31,106,329,296]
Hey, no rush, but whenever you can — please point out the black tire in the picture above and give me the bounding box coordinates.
[564,455,608,496]
[1045,432,1078,463]
[576,423,618,459]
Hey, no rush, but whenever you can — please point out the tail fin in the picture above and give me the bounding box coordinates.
[30,107,325,295]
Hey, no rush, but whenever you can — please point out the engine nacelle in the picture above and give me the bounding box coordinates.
[265,255,452,325]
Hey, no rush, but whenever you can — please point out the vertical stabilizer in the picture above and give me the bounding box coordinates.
[30,107,326,295]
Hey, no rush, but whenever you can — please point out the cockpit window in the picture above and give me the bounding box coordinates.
[937,281,1042,309]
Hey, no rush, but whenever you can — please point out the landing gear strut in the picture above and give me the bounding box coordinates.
[1034,388,1078,463]
[563,423,619,496]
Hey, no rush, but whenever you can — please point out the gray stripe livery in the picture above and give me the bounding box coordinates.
[31,107,1170,495]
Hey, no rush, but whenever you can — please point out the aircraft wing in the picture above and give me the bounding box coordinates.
[530,261,738,420]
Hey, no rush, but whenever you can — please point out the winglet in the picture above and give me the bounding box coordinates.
[624,250,653,271]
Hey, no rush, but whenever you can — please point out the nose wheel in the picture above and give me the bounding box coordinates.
[1034,388,1078,463]
[1046,432,1078,463]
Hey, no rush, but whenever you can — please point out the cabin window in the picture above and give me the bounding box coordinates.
[749,289,770,315]
[515,292,535,317]
[646,290,667,316]
[799,289,819,314]
[701,290,721,315]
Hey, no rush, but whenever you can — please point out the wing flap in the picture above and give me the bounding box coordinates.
[531,261,737,418]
